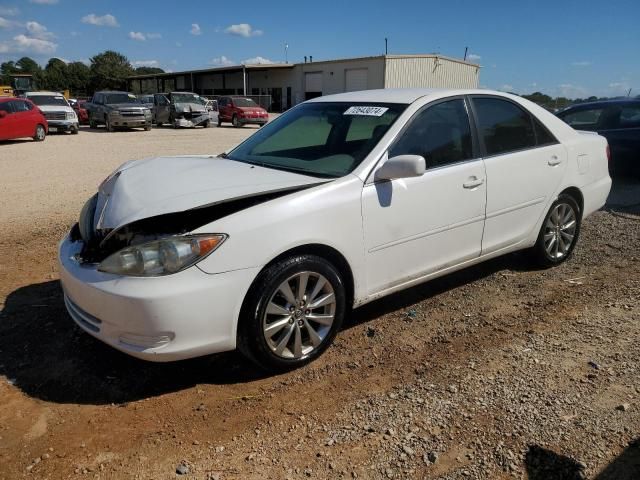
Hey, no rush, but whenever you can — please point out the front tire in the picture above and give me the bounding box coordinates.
[531,194,581,267]
[232,114,241,128]
[33,124,46,141]
[238,255,346,371]
[105,116,114,132]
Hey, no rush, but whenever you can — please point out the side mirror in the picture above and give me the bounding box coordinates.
[375,154,426,181]
[0,110,7,118]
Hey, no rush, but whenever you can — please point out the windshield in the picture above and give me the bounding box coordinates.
[171,93,203,104]
[104,93,140,104]
[226,102,407,178]
[29,95,69,107]
[233,98,259,108]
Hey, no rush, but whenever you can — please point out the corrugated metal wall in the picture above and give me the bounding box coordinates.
[384,57,479,89]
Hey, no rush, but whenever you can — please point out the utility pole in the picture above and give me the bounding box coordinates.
[385,37,388,55]
[464,47,468,61]
[285,43,289,64]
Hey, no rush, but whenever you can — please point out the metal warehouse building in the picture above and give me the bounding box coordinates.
[127,54,480,112]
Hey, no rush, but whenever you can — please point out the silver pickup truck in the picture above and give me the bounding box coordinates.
[85,91,152,132]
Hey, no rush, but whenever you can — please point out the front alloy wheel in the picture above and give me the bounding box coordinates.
[263,271,336,359]
[239,255,346,371]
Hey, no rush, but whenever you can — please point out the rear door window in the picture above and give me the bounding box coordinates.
[9,100,31,112]
[0,102,13,114]
[472,97,536,155]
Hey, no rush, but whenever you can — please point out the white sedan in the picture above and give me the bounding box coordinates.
[58,89,611,370]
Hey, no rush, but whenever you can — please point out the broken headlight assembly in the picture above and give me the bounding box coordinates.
[98,234,227,277]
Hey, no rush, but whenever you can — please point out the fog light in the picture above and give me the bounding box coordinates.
[118,333,173,349]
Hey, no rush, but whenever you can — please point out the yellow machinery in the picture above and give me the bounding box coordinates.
[0,85,14,97]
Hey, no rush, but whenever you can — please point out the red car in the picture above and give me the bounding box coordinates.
[73,99,89,124]
[0,97,48,142]
[217,96,268,127]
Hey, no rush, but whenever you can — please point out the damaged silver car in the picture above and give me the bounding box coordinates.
[167,92,216,128]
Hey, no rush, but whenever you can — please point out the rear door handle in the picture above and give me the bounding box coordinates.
[463,177,485,189]
[548,155,562,166]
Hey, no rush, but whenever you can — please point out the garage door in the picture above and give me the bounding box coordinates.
[345,68,368,92]
[305,72,323,94]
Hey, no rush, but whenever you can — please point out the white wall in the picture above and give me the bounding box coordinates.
[384,56,480,89]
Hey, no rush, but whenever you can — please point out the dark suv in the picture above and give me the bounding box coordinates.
[85,91,152,131]
[557,99,640,177]
[218,96,268,127]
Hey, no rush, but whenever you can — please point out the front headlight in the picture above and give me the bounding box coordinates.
[66,111,77,120]
[98,234,227,277]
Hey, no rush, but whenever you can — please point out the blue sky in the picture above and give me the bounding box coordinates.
[1,0,638,98]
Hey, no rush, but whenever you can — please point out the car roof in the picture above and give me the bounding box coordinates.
[306,88,511,104]
[558,98,640,112]
[25,91,64,96]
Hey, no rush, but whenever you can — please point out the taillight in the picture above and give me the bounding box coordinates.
[606,144,611,163]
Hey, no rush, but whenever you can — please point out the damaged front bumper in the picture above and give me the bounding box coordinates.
[173,111,211,128]
[58,232,259,361]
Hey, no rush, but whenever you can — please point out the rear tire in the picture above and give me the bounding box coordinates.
[33,124,46,141]
[238,255,346,372]
[89,115,97,129]
[531,193,581,267]
[217,116,222,127]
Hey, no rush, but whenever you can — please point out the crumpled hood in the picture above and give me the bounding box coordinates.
[95,155,326,231]
[173,102,207,113]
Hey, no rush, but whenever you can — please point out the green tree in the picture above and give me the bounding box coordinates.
[15,57,40,73]
[89,50,133,92]
[134,66,164,75]
[42,57,69,91]
[67,62,91,96]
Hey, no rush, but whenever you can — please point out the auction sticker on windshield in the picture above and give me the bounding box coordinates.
[343,106,389,116]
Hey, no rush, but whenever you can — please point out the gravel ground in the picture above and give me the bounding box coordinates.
[0,126,638,479]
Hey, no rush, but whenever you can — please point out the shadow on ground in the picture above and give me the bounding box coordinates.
[525,439,640,480]
[0,249,532,406]
[606,175,640,216]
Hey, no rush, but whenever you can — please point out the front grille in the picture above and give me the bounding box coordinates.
[64,295,102,333]
[44,111,66,120]
[119,110,144,117]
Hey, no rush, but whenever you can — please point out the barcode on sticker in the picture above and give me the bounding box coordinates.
[344,106,389,117]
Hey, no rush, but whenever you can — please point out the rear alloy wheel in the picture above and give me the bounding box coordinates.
[33,124,46,141]
[238,255,346,371]
[532,194,581,267]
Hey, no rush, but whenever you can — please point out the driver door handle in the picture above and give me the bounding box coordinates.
[548,155,562,166]
[463,177,485,189]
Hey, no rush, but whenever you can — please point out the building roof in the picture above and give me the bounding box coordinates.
[128,63,293,79]
[127,54,479,80]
